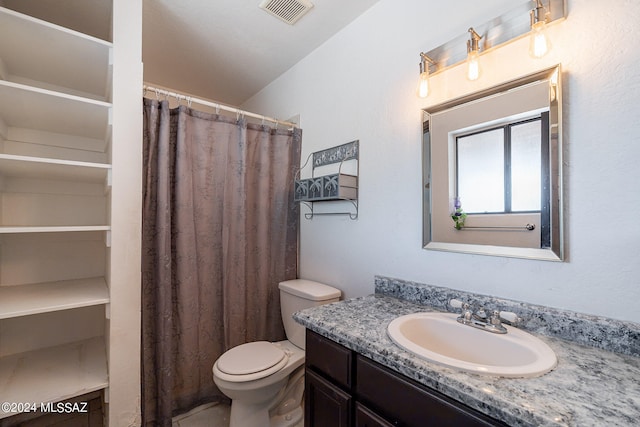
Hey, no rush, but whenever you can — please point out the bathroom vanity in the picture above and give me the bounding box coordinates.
[305,329,507,426]
[295,276,640,427]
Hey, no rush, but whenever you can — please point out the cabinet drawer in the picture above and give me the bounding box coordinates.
[356,355,507,427]
[306,329,354,390]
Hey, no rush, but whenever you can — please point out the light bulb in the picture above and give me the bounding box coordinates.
[529,1,551,58]
[466,28,482,81]
[417,71,429,98]
[466,50,480,81]
[529,20,550,58]
[417,53,434,98]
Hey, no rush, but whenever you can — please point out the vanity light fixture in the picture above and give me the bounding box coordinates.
[466,28,482,81]
[417,53,435,98]
[529,0,551,58]
[415,0,565,96]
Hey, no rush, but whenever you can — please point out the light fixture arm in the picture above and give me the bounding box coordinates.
[419,52,435,74]
[531,0,550,25]
[467,27,482,53]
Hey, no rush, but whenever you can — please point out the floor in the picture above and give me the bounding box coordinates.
[172,402,231,427]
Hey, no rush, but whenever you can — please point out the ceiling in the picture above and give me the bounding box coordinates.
[142,0,381,105]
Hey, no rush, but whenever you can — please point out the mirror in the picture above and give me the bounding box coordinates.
[422,65,563,261]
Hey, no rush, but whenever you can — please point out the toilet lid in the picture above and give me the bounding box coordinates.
[217,341,286,376]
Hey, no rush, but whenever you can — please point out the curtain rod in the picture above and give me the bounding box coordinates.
[143,85,297,129]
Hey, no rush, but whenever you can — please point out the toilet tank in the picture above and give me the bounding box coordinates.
[279,279,341,350]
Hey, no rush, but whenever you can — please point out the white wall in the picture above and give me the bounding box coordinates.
[110,0,143,424]
[243,0,640,322]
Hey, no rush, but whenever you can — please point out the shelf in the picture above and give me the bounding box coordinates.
[0,81,111,141]
[297,141,359,220]
[0,154,111,183]
[0,337,108,419]
[0,226,110,234]
[295,173,357,202]
[0,278,108,320]
[0,7,112,100]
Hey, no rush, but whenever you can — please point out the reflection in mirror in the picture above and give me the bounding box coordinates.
[422,65,563,261]
[457,118,544,214]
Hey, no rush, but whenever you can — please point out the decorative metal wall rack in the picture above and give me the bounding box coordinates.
[295,140,359,220]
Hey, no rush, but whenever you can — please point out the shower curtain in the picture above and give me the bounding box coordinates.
[141,98,301,426]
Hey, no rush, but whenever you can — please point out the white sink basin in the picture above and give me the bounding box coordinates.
[387,312,557,378]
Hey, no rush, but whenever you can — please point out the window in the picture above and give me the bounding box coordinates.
[455,115,549,215]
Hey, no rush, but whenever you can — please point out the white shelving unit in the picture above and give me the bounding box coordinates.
[0,4,115,421]
[0,337,108,408]
[0,6,112,100]
[0,277,109,319]
[0,225,111,234]
[0,81,112,140]
[0,154,111,182]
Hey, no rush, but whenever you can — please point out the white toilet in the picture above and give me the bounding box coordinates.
[212,279,341,427]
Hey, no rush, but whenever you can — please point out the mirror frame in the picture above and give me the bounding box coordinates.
[422,65,564,261]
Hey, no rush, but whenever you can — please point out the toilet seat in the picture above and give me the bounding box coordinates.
[215,341,289,382]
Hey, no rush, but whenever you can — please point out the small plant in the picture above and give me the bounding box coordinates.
[451,197,467,230]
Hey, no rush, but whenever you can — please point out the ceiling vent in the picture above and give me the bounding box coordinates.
[259,0,314,25]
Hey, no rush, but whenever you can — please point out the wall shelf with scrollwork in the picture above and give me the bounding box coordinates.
[294,140,359,220]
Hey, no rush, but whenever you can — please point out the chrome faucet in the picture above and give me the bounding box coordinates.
[450,299,522,334]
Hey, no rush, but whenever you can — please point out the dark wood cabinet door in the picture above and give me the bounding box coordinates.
[305,368,352,427]
[355,403,395,427]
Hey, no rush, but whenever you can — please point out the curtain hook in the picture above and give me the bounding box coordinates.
[187,96,192,108]
[215,104,220,114]
[155,89,160,100]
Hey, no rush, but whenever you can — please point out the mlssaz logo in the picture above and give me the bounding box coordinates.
[40,401,89,413]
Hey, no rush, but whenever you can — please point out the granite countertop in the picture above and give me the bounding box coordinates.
[294,294,640,427]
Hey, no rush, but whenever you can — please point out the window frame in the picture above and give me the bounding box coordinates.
[454,113,550,218]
